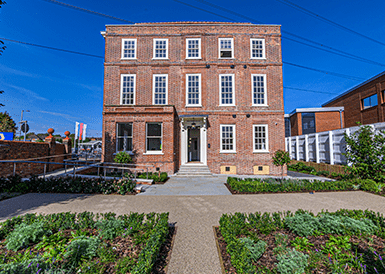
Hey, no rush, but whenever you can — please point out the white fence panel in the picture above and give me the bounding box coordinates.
[285,122,385,165]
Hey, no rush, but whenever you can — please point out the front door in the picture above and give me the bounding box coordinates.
[188,128,200,162]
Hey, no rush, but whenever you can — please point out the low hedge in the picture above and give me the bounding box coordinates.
[138,172,168,183]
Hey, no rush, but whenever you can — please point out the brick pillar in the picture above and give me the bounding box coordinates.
[63,131,72,156]
[44,128,56,172]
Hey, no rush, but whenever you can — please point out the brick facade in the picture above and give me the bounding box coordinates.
[102,22,284,175]
[323,71,385,128]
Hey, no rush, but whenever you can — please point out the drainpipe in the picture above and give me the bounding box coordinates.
[339,109,343,129]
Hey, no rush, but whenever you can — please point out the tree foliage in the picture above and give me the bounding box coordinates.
[272,150,291,178]
[344,124,385,182]
[0,111,17,133]
[0,1,6,56]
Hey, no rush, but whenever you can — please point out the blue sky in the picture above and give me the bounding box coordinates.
[1,0,384,137]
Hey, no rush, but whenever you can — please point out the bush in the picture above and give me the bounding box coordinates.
[272,150,291,178]
[114,151,132,164]
[276,249,309,274]
[63,236,100,268]
[287,162,315,173]
[96,219,125,240]
[316,170,330,177]
[344,124,385,181]
[239,237,267,262]
[6,221,51,251]
[0,257,51,274]
[359,179,381,193]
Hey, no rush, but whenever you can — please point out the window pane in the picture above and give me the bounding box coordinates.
[221,75,233,105]
[221,125,234,151]
[147,123,161,136]
[187,75,200,105]
[154,76,167,105]
[117,137,132,151]
[121,76,135,105]
[253,75,265,105]
[254,126,267,151]
[123,40,136,58]
[362,94,378,109]
[117,123,132,151]
[147,138,161,151]
[188,39,200,58]
[252,39,264,58]
[118,123,132,137]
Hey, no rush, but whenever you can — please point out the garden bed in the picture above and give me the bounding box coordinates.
[215,209,385,273]
[226,177,385,197]
[0,211,174,274]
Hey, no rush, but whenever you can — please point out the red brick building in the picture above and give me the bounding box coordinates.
[101,22,284,175]
[285,107,344,136]
[323,71,385,127]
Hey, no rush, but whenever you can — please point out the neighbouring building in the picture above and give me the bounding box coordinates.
[322,70,385,127]
[285,107,344,137]
[101,22,284,175]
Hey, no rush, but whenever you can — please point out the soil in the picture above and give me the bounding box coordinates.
[214,227,385,273]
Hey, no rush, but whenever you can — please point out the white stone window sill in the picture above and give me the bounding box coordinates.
[253,150,269,154]
[250,57,266,60]
[121,58,137,60]
[219,104,236,107]
[152,58,169,60]
[186,105,203,108]
[143,152,164,155]
[186,57,202,60]
[252,104,269,107]
[220,151,237,154]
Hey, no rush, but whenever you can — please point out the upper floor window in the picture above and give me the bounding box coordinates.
[117,123,132,152]
[220,125,236,153]
[219,74,235,106]
[362,94,378,110]
[153,74,168,105]
[120,74,136,105]
[252,74,267,106]
[153,39,168,59]
[186,74,201,106]
[250,38,265,59]
[218,38,234,59]
[121,39,137,59]
[186,38,201,59]
[301,113,316,134]
[253,125,269,153]
[146,123,162,153]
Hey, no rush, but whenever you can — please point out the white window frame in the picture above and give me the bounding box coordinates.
[251,74,267,106]
[186,73,202,107]
[116,123,133,153]
[153,38,168,59]
[219,74,235,106]
[120,74,136,105]
[250,38,265,59]
[145,122,163,155]
[121,39,137,60]
[220,124,236,153]
[253,124,269,153]
[186,38,201,59]
[152,74,168,105]
[218,38,234,59]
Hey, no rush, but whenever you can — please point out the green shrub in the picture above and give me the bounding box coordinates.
[114,151,132,164]
[0,257,51,274]
[360,179,381,192]
[6,221,51,251]
[272,150,291,178]
[239,237,267,262]
[160,172,168,182]
[316,170,330,177]
[63,236,100,268]
[115,256,136,273]
[95,219,125,240]
[276,249,309,274]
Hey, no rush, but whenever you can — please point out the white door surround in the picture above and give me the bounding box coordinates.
[180,116,207,165]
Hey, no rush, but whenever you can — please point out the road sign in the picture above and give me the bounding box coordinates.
[0,132,14,140]
[21,123,29,133]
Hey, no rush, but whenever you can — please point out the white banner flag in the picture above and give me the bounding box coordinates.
[74,122,79,141]
[82,124,87,141]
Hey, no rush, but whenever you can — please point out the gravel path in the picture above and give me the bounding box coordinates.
[1,190,384,273]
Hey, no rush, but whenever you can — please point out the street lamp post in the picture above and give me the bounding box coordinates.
[19,110,30,141]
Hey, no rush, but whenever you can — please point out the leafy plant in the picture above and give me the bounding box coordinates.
[35,231,68,261]
[239,237,267,262]
[6,221,51,251]
[291,237,314,252]
[273,233,290,255]
[95,219,125,240]
[63,236,100,269]
[322,235,351,258]
[114,151,132,164]
[0,257,51,274]
[360,179,381,193]
[344,124,385,182]
[272,150,291,178]
[115,256,136,273]
[276,249,309,274]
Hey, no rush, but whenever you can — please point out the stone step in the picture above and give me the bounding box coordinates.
[176,165,212,176]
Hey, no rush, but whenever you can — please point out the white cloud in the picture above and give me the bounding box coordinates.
[5,84,49,101]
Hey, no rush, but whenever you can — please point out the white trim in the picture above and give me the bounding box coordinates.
[220,124,236,153]
[251,74,267,106]
[219,74,235,106]
[152,74,168,105]
[120,74,136,105]
[153,38,168,59]
[186,38,201,59]
[121,38,137,60]
[250,38,265,59]
[253,124,269,153]
[218,38,234,59]
[186,73,202,107]
[146,122,163,153]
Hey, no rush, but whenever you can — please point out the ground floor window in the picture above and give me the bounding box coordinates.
[117,123,132,152]
[146,123,162,153]
[220,124,236,153]
[253,125,268,152]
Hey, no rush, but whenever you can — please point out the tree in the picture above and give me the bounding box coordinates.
[272,150,291,179]
[0,1,6,56]
[344,124,385,182]
[0,111,17,133]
